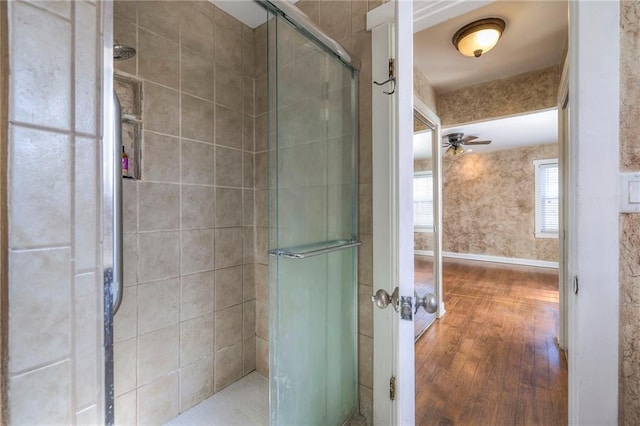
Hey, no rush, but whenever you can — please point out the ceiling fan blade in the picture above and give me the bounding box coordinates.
[460,135,478,143]
[462,140,491,145]
[441,143,452,148]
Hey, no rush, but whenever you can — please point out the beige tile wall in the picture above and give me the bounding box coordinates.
[620,1,640,423]
[113,2,257,423]
[253,19,269,378]
[7,0,104,423]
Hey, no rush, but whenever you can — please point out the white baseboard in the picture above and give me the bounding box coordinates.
[441,251,558,269]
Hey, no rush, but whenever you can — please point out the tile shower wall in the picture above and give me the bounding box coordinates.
[252,20,269,378]
[113,2,257,424]
[6,0,105,423]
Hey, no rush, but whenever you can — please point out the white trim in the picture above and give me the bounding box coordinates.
[414,227,433,233]
[414,250,434,257]
[393,1,416,423]
[568,1,619,424]
[366,1,394,30]
[535,232,558,239]
[442,251,559,269]
[412,96,444,321]
[412,0,493,33]
[370,5,397,424]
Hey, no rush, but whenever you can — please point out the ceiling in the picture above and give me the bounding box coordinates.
[414,1,568,93]
[413,109,558,160]
[210,0,298,29]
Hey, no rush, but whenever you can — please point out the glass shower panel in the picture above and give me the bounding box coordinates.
[268,12,358,426]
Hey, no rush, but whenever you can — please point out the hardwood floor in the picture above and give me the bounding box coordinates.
[415,259,568,426]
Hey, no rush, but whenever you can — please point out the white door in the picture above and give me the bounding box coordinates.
[368,1,620,424]
[368,1,418,424]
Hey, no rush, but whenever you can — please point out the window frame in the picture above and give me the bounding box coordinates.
[533,158,559,239]
[413,170,434,233]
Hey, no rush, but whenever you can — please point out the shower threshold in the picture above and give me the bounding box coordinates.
[165,372,268,425]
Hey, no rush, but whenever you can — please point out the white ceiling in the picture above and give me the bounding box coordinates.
[414,1,568,92]
[414,109,558,160]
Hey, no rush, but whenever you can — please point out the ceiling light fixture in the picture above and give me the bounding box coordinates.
[452,18,506,58]
[445,145,465,157]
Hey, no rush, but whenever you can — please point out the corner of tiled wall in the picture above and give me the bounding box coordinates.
[7,0,104,423]
[253,17,270,378]
[619,1,640,424]
[112,1,259,423]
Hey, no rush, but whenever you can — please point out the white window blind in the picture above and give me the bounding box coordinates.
[534,159,559,238]
[414,172,433,229]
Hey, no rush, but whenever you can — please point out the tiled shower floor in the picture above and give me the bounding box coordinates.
[165,372,268,425]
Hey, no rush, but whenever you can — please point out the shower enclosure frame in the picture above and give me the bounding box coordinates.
[101,1,362,423]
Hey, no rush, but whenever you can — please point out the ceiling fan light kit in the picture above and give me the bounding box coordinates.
[452,18,506,58]
[442,132,492,157]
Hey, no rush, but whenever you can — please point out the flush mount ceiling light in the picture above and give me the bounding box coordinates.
[452,18,506,58]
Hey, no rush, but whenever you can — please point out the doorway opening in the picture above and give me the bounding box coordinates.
[412,0,568,422]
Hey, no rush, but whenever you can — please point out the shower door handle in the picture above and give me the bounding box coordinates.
[112,91,124,315]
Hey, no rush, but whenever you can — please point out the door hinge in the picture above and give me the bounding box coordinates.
[390,376,396,401]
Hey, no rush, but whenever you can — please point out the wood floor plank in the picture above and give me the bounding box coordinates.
[415,258,568,425]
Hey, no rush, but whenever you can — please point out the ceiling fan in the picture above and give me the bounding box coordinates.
[442,132,491,156]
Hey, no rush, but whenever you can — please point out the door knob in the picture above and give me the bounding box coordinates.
[414,290,437,314]
[372,287,399,312]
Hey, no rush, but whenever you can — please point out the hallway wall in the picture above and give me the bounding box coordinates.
[437,65,561,127]
[441,144,559,262]
[619,1,640,423]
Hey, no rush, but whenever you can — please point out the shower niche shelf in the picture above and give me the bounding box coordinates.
[115,74,142,180]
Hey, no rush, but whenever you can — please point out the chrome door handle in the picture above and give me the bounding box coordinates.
[414,291,437,314]
[372,287,399,312]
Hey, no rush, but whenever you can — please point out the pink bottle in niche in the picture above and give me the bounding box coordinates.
[122,146,129,177]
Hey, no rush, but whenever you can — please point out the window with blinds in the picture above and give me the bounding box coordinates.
[534,159,559,238]
[414,172,433,230]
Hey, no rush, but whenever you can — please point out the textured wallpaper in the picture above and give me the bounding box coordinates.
[437,65,561,126]
[441,144,559,261]
[620,1,640,423]
[414,66,438,114]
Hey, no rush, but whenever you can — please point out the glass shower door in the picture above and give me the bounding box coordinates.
[267,12,359,426]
